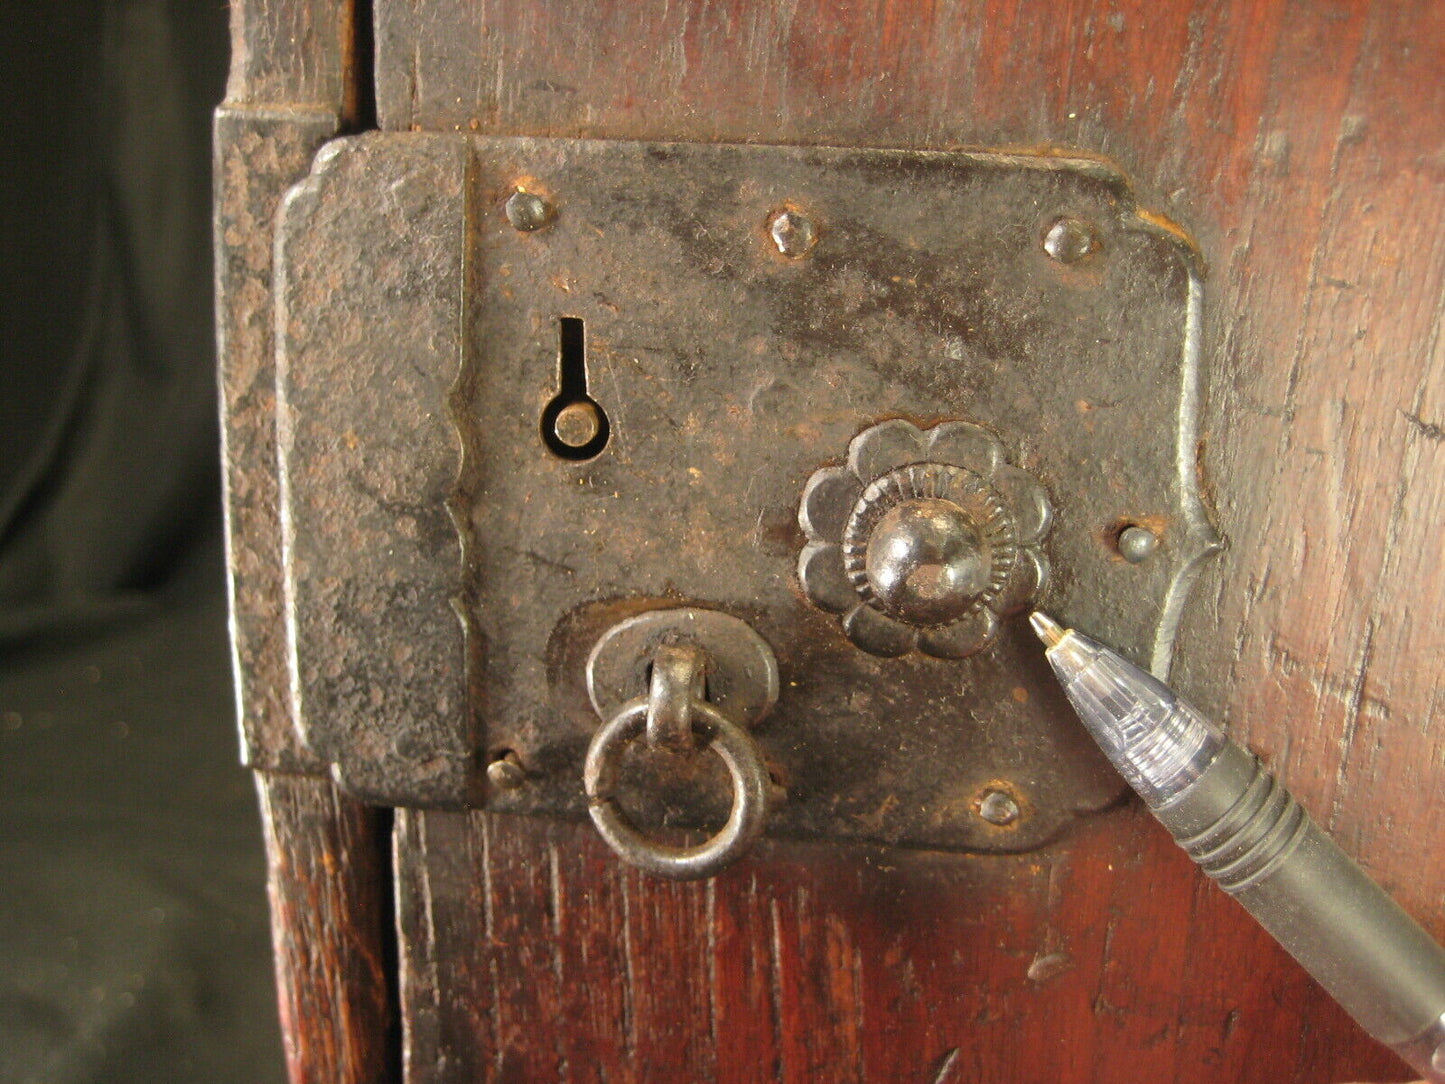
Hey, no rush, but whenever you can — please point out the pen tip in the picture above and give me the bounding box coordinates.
[1029,611,1066,648]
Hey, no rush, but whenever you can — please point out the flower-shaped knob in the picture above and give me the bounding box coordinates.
[798,419,1052,659]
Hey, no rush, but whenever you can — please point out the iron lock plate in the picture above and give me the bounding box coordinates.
[275,133,1219,852]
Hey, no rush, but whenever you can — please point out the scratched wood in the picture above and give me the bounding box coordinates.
[370,0,1445,1080]
[394,808,1411,1083]
[226,0,363,121]
[257,773,396,1084]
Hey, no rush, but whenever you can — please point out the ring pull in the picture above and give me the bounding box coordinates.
[584,697,770,880]
[583,610,779,880]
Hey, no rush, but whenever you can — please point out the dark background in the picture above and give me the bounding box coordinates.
[1,3,286,1080]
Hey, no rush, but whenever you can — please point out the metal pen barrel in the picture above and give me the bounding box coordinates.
[1153,740,1445,1080]
[1032,612,1445,1081]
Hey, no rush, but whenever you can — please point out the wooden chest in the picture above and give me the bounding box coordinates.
[216,2,1445,1080]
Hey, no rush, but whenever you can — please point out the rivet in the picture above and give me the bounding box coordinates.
[486,751,528,791]
[1043,216,1099,263]
[979,788,1021,826]
[553,400,602,448]
[769,209,817,258]
[506,189,555,232]
[1117,525,1159,564]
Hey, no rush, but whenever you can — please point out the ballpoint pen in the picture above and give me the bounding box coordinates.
[1030,610,1445,1083]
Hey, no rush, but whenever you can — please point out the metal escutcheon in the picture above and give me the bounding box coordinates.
[583,609,778,880]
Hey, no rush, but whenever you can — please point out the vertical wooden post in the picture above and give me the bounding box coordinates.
[217,3,396,1080]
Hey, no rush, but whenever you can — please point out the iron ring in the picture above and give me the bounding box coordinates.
[583,698,770,880]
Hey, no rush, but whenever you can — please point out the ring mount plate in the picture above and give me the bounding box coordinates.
[587,608,779,730]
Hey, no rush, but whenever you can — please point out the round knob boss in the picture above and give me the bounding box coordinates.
[865,498,992,625]
[797,419,1053,659]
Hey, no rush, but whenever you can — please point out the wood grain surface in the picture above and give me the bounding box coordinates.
[257,773,397,1084]
[371,1,1445,1081]
[226,0,362,122]
[397,808,1417,1083]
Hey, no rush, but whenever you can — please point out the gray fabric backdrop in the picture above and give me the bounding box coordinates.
[1,3,287,1080]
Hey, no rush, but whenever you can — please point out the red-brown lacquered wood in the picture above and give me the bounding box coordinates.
[395,809,1415,1083]
[374,0,1445,1080]
[258,773,396,1084]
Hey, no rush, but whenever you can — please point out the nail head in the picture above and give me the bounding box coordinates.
[979,788,1021,826]
[769,209,817,258]
[1043,217,1099,263]
[487,753,527,791]
[1118,525,1159,564]
[506,189,555,232]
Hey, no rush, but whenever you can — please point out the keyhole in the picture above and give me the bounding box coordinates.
[541,317,610,460]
